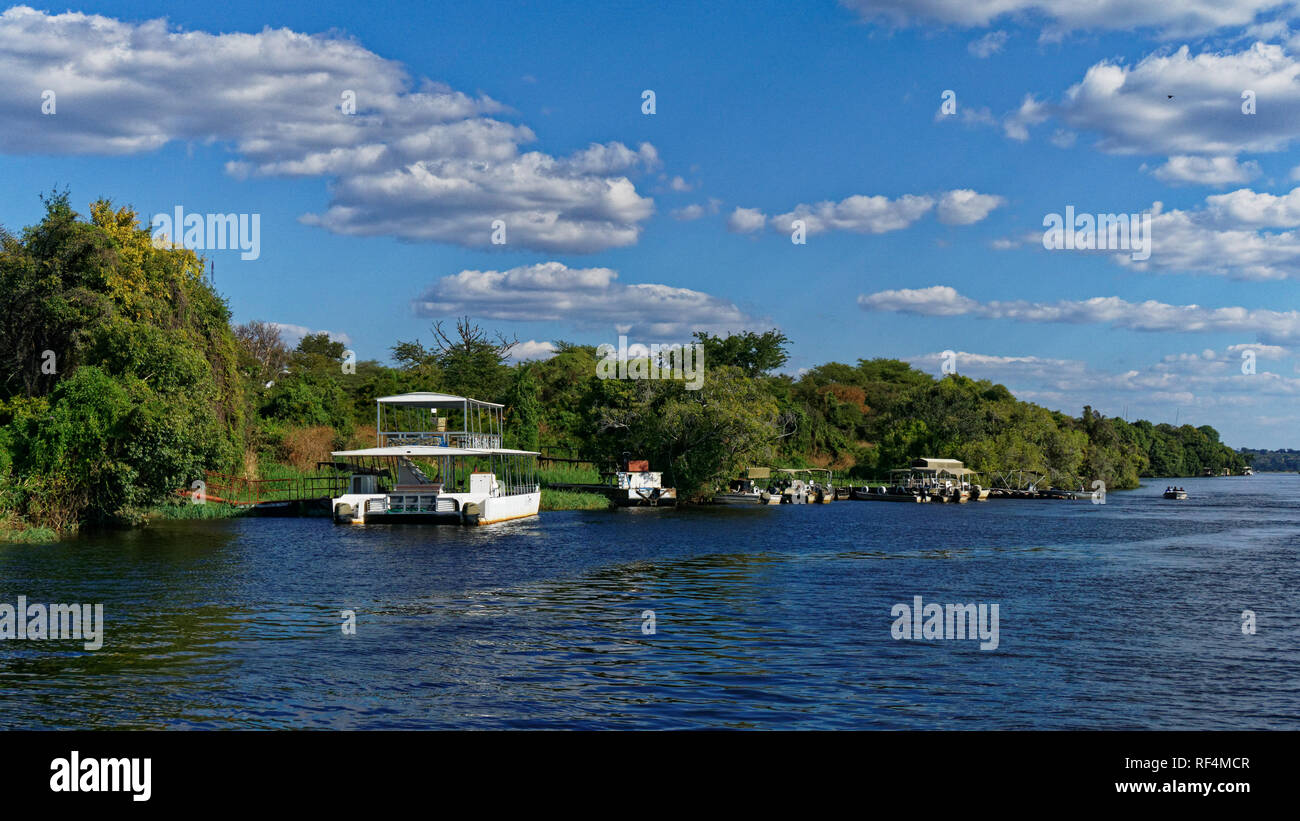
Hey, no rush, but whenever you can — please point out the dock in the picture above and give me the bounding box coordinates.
[183,471,348,515]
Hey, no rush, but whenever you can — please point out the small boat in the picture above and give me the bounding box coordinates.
[713,490,779,505]
[780,478,810,504]
[1040,488,1080,500]
[809,482,834,504]
[906,458,980,503]
[851,485,927,502]
[1162,487,1188,500]
[713,468,780,505]
[773,468,834,504]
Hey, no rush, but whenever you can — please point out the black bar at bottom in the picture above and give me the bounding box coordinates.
[0,731,1287,809]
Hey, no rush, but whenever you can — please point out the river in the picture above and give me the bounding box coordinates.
[2,474,1297,729]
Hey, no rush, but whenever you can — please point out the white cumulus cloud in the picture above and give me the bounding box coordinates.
[1148,155,1262,186]
[859,286,1300,344]
[0,7,656,253]
[413,261,761,338]
[838,0,1294,39]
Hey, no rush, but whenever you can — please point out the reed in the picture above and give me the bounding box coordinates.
[541,489,609,510]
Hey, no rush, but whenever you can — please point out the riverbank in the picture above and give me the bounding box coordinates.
[148,500,251,521]
[541,489,609,511]
[0,523,58,544]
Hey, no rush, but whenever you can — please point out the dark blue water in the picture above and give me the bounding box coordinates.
[2,475,1297,729]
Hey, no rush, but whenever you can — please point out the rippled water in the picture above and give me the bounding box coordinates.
[2,475,1298,729]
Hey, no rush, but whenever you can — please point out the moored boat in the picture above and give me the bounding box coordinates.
[550,455,677,507]
[915,458,975,503]
[713,467,781,505]
[774,468,834,503]
[781,478,810,504]
[851,485,927,502]
[330,392,540,526]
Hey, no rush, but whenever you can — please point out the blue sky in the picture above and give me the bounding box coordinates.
[4,1,1300,447]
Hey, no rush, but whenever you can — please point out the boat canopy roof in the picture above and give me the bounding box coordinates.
[892,465,976,476]
[374,392,504,410]
[332,446,539,458]
[911,457,969,474]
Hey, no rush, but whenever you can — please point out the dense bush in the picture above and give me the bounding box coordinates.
[0,195,244,529]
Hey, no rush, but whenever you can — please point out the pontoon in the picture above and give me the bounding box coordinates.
[863,459,988,503]
[330,392,540,525]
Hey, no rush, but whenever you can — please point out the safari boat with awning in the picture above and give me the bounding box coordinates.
[329,392,539,526]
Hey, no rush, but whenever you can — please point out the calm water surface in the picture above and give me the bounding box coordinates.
[2,475,1298,729]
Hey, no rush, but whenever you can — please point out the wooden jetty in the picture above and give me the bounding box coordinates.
[181,470,348,515]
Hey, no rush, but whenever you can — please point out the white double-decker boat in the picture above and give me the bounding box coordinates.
[330,392,540,526]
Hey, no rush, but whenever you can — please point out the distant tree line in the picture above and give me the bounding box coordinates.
[0,196,1249,532]
[1237,449,1299,472]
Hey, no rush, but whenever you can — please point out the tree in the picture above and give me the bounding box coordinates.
[0,196,244,528]
[296,332,345,362]
[393,317,516,401]
[692,329,789,376]
[234,320,290,386]
[503,364,541,451]
[585,366,780,498]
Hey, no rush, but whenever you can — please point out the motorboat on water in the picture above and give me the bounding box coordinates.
[330,392,540,525]
[1162,486,1188,500]
[774,468,834,503]
[853,459,991,504]
[851,484,928,502]
[713,467,781,505]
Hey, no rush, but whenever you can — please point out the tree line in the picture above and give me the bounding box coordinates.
[0,196,1248,533]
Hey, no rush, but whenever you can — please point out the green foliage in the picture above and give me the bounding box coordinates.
[540,489,610,510]
[528,342,600,452]
[503,363,541,452]
[0,193,1249,529]
[692,329,789,376]
[0,196,245,529]
[149,499,249,520]
[295,332,345,362]
[538,462,601,485]
[584,365,780,498]
[1239,448,1297,471]
[262,371,351,429]
[392,316,515,401]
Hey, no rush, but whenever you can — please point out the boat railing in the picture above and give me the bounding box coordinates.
[380,431,503,449]
[197,471,349,505]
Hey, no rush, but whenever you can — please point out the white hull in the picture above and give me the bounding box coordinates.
[333,490,540,525]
